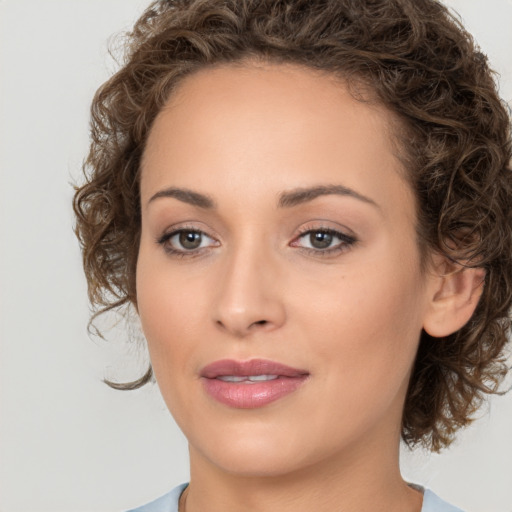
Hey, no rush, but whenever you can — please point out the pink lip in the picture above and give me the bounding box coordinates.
[200,359,309,409]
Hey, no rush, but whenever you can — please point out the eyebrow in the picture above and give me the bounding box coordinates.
[147,187,216,209]
[146,184,378,210]
[278,185,379,209]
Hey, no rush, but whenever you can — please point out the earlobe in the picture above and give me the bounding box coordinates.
[423,259,485,338]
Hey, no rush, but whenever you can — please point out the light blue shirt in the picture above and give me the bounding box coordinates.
[127,483,465,512]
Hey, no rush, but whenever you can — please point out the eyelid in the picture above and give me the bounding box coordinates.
[156,220,220,241]
[156,223,220,257]
[154,221,357,258]
[290,223,357,255]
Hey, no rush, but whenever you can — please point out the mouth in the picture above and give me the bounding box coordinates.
[200,359,310,409]
[216,374,280,383]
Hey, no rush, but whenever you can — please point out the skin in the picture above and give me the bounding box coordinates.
[136,62,483,512]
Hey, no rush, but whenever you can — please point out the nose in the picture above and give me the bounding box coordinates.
[212,242,286,338]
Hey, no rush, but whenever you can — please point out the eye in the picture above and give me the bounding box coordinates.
[176,231,203,250]
[291,228,356,254]
[157,228,219,256]
[305,231,336,249]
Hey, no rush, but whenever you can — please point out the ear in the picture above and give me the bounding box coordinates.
[423,257,485,338]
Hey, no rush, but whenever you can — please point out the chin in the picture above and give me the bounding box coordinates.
[188,420,333,479]
[201,445,309,478]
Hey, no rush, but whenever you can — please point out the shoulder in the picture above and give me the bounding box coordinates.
[421,488,465,512]
[126,483,188,512]
[126,483,464,512]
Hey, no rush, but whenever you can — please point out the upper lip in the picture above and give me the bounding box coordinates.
[200,359,309,379]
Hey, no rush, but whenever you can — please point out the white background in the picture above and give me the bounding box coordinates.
[1,1,511,511]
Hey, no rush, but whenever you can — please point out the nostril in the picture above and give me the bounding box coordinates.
[252,320,268,327]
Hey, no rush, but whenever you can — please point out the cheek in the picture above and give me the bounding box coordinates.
[135,244,204,385]
[296,247,426,407]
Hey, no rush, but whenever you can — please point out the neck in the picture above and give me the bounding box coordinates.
[184,432,423,512]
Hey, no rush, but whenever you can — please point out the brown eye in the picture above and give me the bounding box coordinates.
[291,228,357,255]
[179,231,202,249]
[309,231,333,249]
[157,228,219,256]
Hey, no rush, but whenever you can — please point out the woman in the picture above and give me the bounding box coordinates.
[73,0,512,510]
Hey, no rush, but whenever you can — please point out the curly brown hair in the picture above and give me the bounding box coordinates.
[73,0,512,452]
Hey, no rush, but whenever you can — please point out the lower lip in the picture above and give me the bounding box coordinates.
[202,376,308,408]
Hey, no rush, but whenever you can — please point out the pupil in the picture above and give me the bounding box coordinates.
[311,231,332,249]
[180,231,201,249]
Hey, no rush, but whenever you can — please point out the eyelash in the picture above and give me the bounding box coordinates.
[156,226,218,258]
[156,226,357,258]
[291,227,357,256]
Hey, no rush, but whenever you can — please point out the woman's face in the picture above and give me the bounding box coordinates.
[137,62,435,476]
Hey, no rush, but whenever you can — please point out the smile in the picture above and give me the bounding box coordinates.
[217,374,279,382]
[200,359,309,408]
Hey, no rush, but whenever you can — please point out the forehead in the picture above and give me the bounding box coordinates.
[141,62,413,217]
[145,61,394,157]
